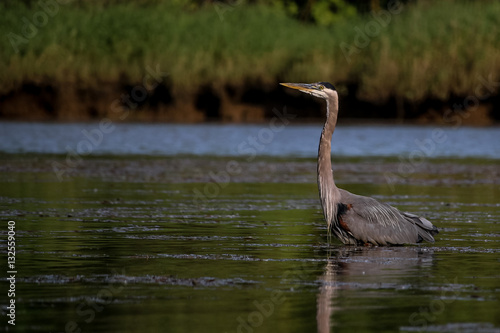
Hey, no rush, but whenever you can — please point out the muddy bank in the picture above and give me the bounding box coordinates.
[0,81,498,125]
[1,155,499,186]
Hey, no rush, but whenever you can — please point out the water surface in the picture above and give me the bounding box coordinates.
[0,122,499,332]
[1,122,499,158]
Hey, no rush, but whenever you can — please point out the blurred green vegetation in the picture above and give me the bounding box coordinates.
[1,0,499,105]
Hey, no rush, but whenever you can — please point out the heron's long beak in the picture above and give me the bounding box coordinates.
[280,83,318,93]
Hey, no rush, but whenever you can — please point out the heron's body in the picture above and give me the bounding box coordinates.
[281,82,438,246]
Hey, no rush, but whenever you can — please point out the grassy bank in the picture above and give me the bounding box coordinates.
[1,0,499,120]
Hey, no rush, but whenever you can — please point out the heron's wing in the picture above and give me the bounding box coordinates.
[338,189,437,245]
[400,212,438,242]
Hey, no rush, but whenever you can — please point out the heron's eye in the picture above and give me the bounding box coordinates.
[319,85,325,90]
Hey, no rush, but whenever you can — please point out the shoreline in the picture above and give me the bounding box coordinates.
[1,81,497,125]
[1,2,499,124]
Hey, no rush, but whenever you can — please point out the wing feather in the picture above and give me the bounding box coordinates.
[338,189,437,245]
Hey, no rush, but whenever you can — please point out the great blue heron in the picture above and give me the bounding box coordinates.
[281,82,439,246]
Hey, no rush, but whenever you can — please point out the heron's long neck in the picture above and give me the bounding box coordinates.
[318,96,341,228]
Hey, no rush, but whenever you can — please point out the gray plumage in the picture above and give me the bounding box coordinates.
[281,82,439,246]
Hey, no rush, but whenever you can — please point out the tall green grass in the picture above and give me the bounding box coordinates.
[1,0,499,103]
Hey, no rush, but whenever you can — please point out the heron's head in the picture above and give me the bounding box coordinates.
[280,82,336,100]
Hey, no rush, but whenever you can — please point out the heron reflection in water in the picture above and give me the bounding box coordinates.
[281,82,438,246]
[316,247,435,332]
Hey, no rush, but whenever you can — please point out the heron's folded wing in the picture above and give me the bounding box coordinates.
[339,190,420,245]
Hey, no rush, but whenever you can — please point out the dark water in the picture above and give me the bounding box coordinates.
[0,122,499,333]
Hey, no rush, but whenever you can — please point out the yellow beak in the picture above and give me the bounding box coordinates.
[280,83,318,93]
